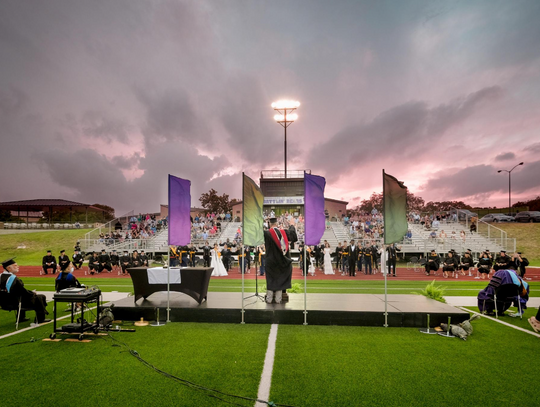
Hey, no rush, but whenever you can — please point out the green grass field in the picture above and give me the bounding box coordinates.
[0,229,91,265]
[19,277,540,297]
[490,223,540,266]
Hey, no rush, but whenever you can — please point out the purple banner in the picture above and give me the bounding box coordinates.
[168,175,191,246]
[304,172,326,246]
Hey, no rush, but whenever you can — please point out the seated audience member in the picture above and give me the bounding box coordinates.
[1,258,50,323]
[442,251,459,278]
[42,250,57,275]
[424,250,440,276]
[55,262,82,292]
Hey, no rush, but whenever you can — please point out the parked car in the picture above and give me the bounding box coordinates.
[514,211,540,223]
[480,214,515,223]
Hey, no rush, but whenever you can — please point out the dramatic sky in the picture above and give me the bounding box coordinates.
[1,0,540,214]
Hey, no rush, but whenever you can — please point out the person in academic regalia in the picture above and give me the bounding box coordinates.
[88,252,100,275]
[221,245,233,272]
[140,250,149,267]
[72,250,83,270]
[169,246,179,267]
[424,250,440,276]
[58,250,70,272]
[200,241,212,267]
[120,250,132,274]
[131,250,143,268]
[109,250,120,272]
[257,245,266,276]
[363,246,373,275]
[493,250,511,271]
[442,251,459,278]
[98,249,112,273]
[334,243,343,271]
[512,252,529,278]
[1,258,50,323]
[179,246,189,267]
[42,250,57,275]
[55,262,82,292]
[263,218,294,304]
[313,244,322,269]
[458,250,474,276]
[477,251,492,279]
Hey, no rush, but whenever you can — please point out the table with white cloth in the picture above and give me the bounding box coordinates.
[127,267,213,304]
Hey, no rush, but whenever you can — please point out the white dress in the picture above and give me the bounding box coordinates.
[210,249,228,276]
[323,248,334,275]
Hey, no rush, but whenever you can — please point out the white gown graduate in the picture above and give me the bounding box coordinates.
[323,247,334,275]
[210,247,228,277]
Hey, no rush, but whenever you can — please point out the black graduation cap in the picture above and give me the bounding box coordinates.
[269,217,278,224]
[112,250,117,252]
[123,250,128,254]
[141,250,145,253]
[1,257,16,269]
[466,248,472,252]
[133,250,138,253]
[60,250,65,253]
[517,252,522,254]
[448,250,453,254]
[430,249,436,253]
[101,249,106,253]
[47,250,52,253]
[501,250,506,253]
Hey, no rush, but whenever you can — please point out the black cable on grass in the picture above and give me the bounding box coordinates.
[105,331,299,407]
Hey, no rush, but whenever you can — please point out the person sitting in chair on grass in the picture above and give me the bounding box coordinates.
[1,258,50,323]
[55,262,83,292]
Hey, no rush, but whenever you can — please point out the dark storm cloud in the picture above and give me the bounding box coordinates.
[308,86,503,180]
[421,160,540,198]
[80,111,132,144]
[494,152,516,162]
[111,153,141,170]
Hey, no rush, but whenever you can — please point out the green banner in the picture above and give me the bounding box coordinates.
[383,171,407,245]
[243,174,264,246]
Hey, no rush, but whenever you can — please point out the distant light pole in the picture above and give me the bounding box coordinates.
[498,162,524,214]
[272,100,300,179]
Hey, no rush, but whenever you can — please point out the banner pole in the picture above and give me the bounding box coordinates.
[382,244,388,327]
[303,245,307,325]
[167,245,171,322]
[241,245,245,324]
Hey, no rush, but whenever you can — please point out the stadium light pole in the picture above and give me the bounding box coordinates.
[497,162,524,215]
[272,100,300,179]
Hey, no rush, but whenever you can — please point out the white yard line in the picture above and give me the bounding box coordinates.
[458,307,540,338]
[255,324,279,407]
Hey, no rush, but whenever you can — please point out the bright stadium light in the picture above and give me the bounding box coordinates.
[272,99,300,179]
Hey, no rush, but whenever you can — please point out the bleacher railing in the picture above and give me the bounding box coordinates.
[83,210,135,242]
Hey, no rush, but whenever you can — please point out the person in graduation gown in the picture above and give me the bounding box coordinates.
[221,245,233,272]
[386,244,401,277]
[55,262,82,292]
[1,258,50,323]
[442,251,459,278]
[363,246,373,275]
[88,252,100,275]
[334,243,343,271]
[42,250,57,275]
[131,250,143,268]
[188,244,197,267]
[347,240,358,276]
[110,250,120,272]
[493,250,511,271]
[424,250,440,276]
[72,249,84,270]
[512,252,529,278]
[58,250,70,272]
[458,251,474,276]
[170,246,180,267]
[263,218,294,304]
[120,250,132,274]
[98,249,112,273]
[140,250,149,267]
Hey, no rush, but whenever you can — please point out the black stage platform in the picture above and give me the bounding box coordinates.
[112,292,469,327]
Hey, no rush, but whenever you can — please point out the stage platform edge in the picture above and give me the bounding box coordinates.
[111,292,470,327]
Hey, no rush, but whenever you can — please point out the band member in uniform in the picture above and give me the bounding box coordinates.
[110,250,120,272]
[363,246,373,275]
[98,249,112,273]
[201,241,212,267]
[57,250,70,272]
[1,258,50,323]
[493,250,511,271]
[42,250,57,275]
[88,252,100,275]
[386,243,401,277]
[120,250,132,274]
[424,250,440,276]
[442,251,459,278]
[188,244,197,267]
[140,250,149,267]
[72,249,83,270]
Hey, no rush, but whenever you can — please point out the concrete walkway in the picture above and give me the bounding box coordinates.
[445,296,540,307]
